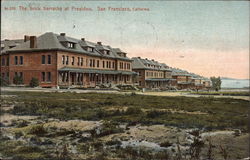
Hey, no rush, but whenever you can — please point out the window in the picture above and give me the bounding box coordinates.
[90,59,92,67]
[68,42,75,49]
[103,50,109,55]
[42,55,46,64]
[97,60,99,68]
[127,75,129,81]
[2,73,5,78]
[106,61,109,68]
[19,72,23,78]
[77,57,80,66]
[93,59,95,67]
[47,72,51,82]
[7,57,9,66]
[71,57,75,65]
[20,56,23,65]
[62,55,65,64]
[127,64,130,69]
[112,62,115,68]
[87,47,93,52]
[14,56,18,65]
[47,55,51,64]
[41,72,45,82]
[6,72,9,78]
[109,61,111,68]
[103,61,105,68]
[1,57,5,66]
[66,56,69,65]
[15,72,18,77]
[80,58,83,66]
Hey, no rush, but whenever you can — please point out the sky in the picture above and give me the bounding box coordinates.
[1,1,249,79]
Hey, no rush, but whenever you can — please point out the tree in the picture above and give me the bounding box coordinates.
[29,77,39,87]
[13,75,23,85]
[210,76,221,91]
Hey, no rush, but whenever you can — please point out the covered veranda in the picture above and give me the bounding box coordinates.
[58,67,136,87]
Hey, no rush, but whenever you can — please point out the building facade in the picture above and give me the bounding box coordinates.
[132,57,174,89]
[0,32,136,88]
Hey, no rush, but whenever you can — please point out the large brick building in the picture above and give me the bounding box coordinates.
[131,57,211,90]
[0,32,136,88]
[132,57,175,89]
[171,68,211,90]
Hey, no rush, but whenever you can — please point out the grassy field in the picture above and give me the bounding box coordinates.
[1,91,249,160]
[2,91,249,131]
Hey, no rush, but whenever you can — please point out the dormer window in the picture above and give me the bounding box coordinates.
[87,47,94,52]
[67,42,75,49]
[103,50,110,55]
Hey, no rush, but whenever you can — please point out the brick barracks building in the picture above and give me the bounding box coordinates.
[132,57,211,90]
[0,32,136,88]
[132,57,175,89]
[0,32,211,89]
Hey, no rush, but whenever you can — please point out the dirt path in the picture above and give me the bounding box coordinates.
[1,87,249,101]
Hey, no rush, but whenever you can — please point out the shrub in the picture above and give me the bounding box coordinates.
[147,110,165,118]
[16,120,29,128]
[0,77,8,86]
[29,77,39,87]
[106,139,122,146]
[13,75,23,85]
[94,121,124,137]
[159,141,173,148]
[28,124,47,135]
[125,107,143,115]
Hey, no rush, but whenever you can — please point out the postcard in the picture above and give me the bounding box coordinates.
[1,1,249,160]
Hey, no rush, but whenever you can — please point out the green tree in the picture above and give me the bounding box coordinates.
[13,75,23,85]
[29,77,39,87]
[210,76,221,91]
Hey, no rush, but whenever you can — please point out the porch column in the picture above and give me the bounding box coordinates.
[68,71,71,86]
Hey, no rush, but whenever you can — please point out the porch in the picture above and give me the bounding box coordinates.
[145,78,174,89]
[58,67,136,88]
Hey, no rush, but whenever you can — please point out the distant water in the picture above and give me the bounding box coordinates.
[221,79,249,89]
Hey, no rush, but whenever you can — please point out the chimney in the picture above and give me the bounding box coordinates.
[81,38,85,41]
[60,33,66,36]
[97,42,102,45]
[137,57,141,59]
[30,36,37,48]
[24,35,30,42]
[152,59,154,61]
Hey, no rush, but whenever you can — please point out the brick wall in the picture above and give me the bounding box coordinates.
[8,51,58,87]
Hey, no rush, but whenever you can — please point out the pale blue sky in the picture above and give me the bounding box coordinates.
[1,1,249,78]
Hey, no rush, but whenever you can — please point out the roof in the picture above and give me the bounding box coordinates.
[6,32,132,61]
[58,67,137,75]
[131,57,172,71]
[1,39,24,54]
